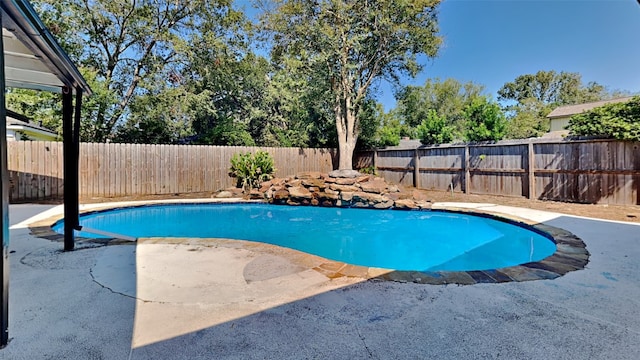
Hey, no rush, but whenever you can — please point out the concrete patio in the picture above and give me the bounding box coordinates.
[2,202,639,359]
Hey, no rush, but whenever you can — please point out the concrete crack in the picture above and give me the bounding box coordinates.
[355,324,375,359]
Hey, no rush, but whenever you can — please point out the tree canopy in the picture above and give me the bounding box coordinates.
[497,70,609,106]
[395,78,486,138]
[31,0,244,142]
[498,70,624,139]
[7,2,637,156]
[568,96,640,141]
[464,97,507,142]
[262,0,442,169]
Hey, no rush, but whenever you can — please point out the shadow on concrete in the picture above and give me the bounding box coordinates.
[124,215,640,359]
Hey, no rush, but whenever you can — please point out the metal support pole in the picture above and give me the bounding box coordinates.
[73,90,82,229]
[0,10,10,347]
[62,88,75,251]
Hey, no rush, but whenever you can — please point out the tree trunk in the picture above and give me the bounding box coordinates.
[335,98,358,170]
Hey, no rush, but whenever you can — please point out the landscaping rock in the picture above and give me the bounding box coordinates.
[415,200,433,210]
[325,188,339,195]
[353,191,384,203]
[302,179,326,188]
[394,199,418,210]
[360,179,388,194]
[335,177,359,185]
[329,184,360,192]
[273,189,290,200]
[296,171,323,179]
[259,183,271,193]
[288,186,313,199]
[249,190,264,200]
[318,192,339,201]
[259,171,434,212]
[328,169,362,178]
[214,191,235,199]
[373,200,394,209]
[225,187,244,196]
[340,192,354,202]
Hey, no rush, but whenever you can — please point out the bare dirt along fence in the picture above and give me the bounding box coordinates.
[7,142,335,202]
[354,139,640,206]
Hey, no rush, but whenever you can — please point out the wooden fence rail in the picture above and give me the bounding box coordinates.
[354,139,640,206]
[8,142,336,202]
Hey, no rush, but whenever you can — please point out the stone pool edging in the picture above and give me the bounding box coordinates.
[27,200,589,285]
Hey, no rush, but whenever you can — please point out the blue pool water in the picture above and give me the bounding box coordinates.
[54,203,556,271]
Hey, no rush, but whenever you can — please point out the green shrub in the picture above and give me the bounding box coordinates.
[229,151,275,191]
[568,96,640,140]
[358,165,378,175]
[416,109,456,145]
[463,97,507,142]
[376,125,401,147]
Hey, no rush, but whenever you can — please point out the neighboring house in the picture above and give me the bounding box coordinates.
[546,96,635,134]
[5,109,57,141]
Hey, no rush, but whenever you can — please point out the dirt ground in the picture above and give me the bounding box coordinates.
[75,188,640,224]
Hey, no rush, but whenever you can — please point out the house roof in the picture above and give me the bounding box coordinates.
[5,109,56,137]
[1,0,91,94]
[546,97,635,119]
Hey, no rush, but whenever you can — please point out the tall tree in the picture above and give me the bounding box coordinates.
[416,109,455,145]
[262,0,442,170]
[504,98,552,139]
[464,97,507,142]
[32,0,241,142]
[498,70,615,139]
[395,78,485,137]
[498,70,610,106]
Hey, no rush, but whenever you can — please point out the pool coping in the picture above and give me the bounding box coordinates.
[27,199,590,285]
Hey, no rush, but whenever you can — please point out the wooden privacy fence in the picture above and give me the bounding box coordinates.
[355,139,640,206]
[7,142,336,202]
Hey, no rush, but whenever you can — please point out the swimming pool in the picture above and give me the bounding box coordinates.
[54,203,557,272]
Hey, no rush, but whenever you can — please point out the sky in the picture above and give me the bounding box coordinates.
[376,0,640,110]
[240,0,640,111]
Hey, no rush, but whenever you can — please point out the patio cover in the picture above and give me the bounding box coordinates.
[0,0,91,347]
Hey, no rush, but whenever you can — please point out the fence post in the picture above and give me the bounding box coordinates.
[464,145,470,194]
[528,142,536,199]
[372,149,377,170]
[413,149,420,188]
